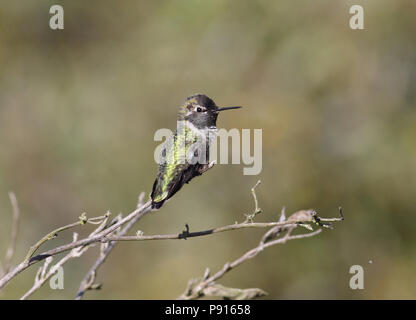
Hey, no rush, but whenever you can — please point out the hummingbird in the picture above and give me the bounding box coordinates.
[151,94,241,209]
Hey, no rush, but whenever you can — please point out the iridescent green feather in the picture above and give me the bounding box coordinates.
[152,125,199,203]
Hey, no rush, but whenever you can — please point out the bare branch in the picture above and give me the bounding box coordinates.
[176,186,343,300]
[177,228,323,300]
[20,212,113,300]
[0,180,344,300]
[244,180,262,222]
[1,192,20,276]
[103,218,316,242]
[0,200,152,291]
[23,212,110,264]
[75,192,147,300]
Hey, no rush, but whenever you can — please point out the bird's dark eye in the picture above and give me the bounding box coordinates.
[196,107,202,112]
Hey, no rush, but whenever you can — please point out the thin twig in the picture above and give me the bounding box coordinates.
[1,178,344,300]
[0,200,152,290]
[244,180,262,222]
[23,213,110,264]
[0,199,342,293]
[21,233,81,300]
[103,219,311,242]
[177,228,322,300]
[20,213,113,300]
[2,192,20,275]
[176,191,344,300]
[75,192,147,299]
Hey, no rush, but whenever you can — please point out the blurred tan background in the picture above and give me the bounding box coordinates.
[1,0,415,299]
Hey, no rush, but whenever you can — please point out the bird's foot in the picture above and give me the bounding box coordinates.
[199,161,216,174]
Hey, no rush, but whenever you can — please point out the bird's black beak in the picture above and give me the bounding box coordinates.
[216,106,242,112]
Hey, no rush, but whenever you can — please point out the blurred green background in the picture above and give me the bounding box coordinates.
[1,0,415,299]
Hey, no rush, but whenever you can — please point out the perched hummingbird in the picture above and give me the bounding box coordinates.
[151,94,241,209]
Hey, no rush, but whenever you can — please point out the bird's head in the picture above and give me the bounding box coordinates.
[178,94,241,129]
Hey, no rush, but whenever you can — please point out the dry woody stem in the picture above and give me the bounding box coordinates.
[0,181,343,299]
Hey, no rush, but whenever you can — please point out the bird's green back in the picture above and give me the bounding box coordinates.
[152,125,200,203]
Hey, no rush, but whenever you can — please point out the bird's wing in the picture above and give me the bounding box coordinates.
[151,128,201,205]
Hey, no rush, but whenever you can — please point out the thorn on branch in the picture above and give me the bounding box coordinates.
[179,224,190,240]
[79,212,88,224]
[89,283,102,291]
[203,268,210,280]
[338,207,344,220]
[279,206,286,222]
[137,192,145,208]
[136,230,144,237]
